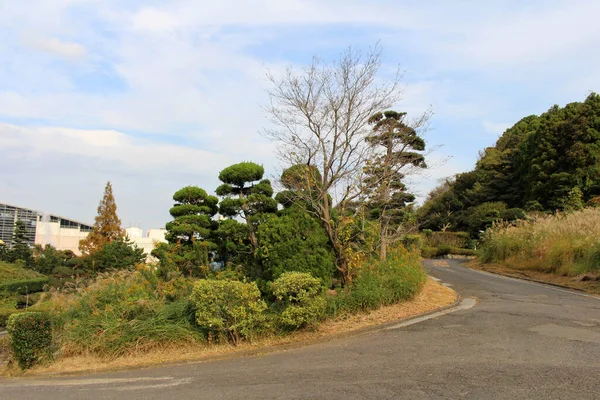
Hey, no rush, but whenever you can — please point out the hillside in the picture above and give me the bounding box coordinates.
[0,261,44,283]
[418,93,600,235]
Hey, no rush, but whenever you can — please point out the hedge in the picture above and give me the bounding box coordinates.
[7,312,53,369]
[0,277,49,295]
[0,308,22,328]
[421,246,477,259]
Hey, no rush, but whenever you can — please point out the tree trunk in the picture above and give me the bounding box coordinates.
[379,215,389,261]
[321,201,349,286]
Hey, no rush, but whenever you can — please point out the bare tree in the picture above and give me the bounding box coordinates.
[264,45,402,284]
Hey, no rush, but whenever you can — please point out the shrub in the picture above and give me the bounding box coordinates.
[328,247,426,316]
[191,279,267,344]
[51,266,74,277]
[420,246,477,258]
[424,232,469,248]
[401,234,423,250]
[271,272,326,329]
[7,312,53,369]
[256,206,335,283]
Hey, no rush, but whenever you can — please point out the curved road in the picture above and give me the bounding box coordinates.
[2,260,600,399]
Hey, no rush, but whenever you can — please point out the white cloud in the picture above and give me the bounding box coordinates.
[23,36,87,59]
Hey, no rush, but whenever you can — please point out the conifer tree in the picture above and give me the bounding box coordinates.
[365,110,427,260]
[8,220,33,266]
[79,181,125,255]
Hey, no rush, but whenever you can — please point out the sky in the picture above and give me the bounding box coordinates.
[1,0,599,229]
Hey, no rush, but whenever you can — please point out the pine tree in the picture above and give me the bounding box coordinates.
[8,220,33,266]
[365,111,427,260]
[79,181,125,255]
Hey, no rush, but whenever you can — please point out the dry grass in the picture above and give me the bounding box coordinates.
[2,278,456,377]
[480,208,600,275]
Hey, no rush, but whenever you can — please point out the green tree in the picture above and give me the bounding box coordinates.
[32,244,74,275]
[216,162,277,270]
[7,220,33,266]
[365,110,427,260]
[165,186,218,245]
[256,205,335,283]
[79,181,125,255]
[158,186,218,278]
[84,237,146,273]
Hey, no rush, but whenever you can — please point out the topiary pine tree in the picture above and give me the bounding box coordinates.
[79,181,126,255]
[165,186,218,245]
[216,162,278,250]
[216,162,277,279]
[365,110,427,260]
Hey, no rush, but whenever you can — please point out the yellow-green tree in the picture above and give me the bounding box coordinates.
[79,181,125,255]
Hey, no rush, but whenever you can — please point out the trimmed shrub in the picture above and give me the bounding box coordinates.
[7,312,53,369]
[51,266,74,277]
[191,279,267,344]
[271,272,326,329]
[0,277,49,295]
[420,246,477,258]
[424,232,469,248]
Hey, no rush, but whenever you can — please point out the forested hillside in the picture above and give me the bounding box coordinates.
[418,93,600,235]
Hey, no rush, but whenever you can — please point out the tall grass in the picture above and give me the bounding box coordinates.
[47,268,201,358]
[328,246,426,316]
[480,208,600,275]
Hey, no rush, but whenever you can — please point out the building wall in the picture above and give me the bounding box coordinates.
[35,220,90,255]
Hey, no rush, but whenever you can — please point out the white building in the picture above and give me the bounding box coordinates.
[125,227,167,260]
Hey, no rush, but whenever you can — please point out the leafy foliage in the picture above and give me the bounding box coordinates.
[7,312,52,369]
[327,247,426,316]
[3,220,33,266]
[32,245,76,275]
[191,279,267,345]
[419,93,600,232]
[79,181,125,255]
[166,186,218,245]
[271,272,326,329]
[256,206,335,283]
[82,237,146,273]
[365,110,427,259]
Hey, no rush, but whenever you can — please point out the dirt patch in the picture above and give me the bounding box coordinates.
[468,261,600,295]
[2,278,456,377]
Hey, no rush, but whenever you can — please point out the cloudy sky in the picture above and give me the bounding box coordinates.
[1,0,599,229]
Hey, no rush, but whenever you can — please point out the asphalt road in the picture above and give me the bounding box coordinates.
[2,260,600,400]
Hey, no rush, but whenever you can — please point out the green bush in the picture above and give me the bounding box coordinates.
[420,246,477,258]
[7,312,53,369]
[191,279,267,344]
[424,232,469,248]
[0,308,22,328]
[0,277,49,295]
[401,234,423,250]
[51,266,74,277]
[328,248,426,316]
[256,206,335,283]
[271,272,326,329]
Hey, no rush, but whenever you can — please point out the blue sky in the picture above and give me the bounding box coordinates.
[1,0,599,229]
